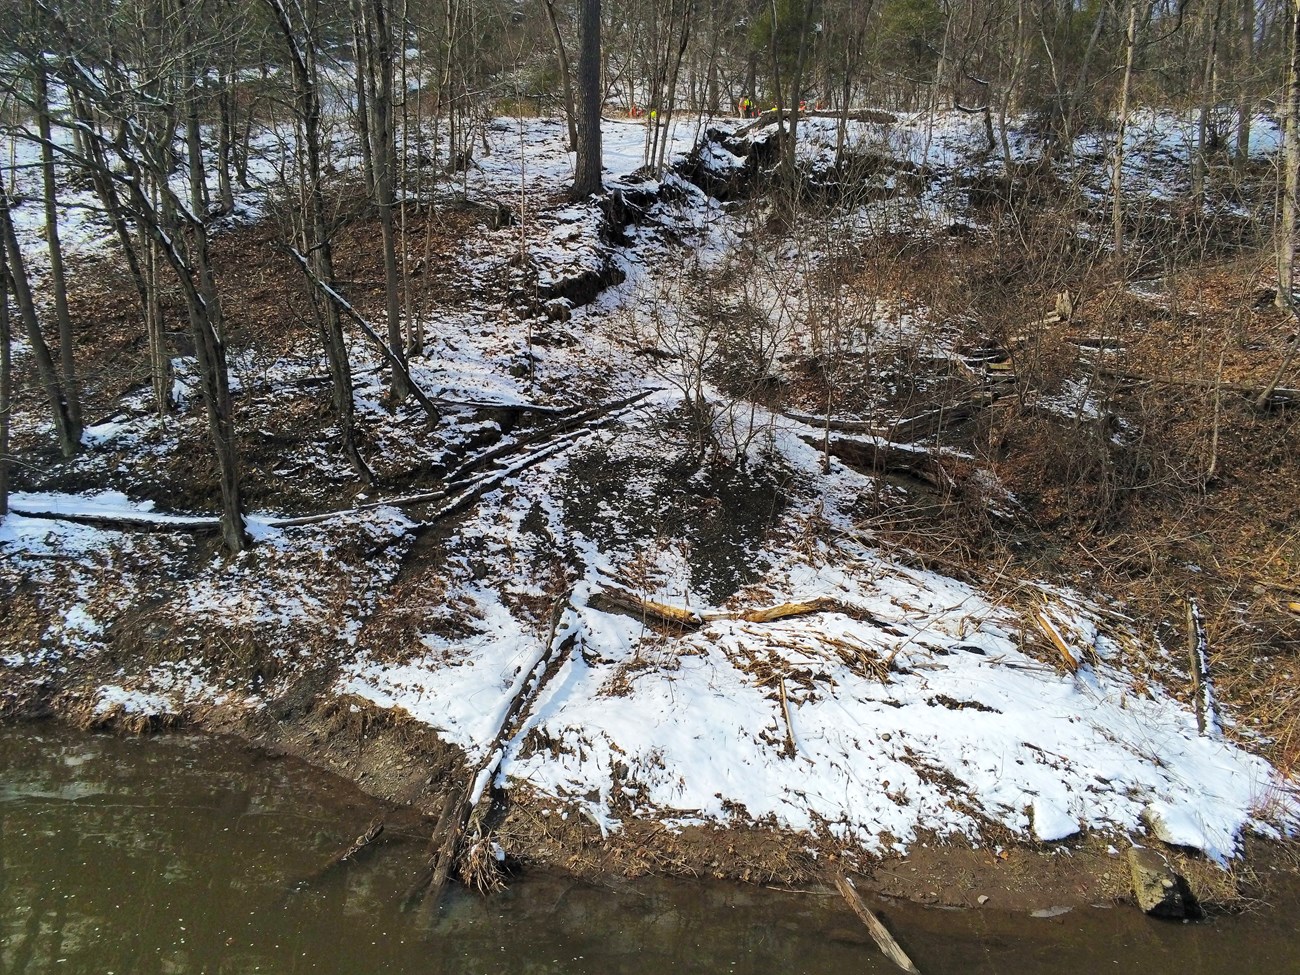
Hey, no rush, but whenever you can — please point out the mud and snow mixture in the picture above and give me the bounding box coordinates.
[2,108,1296,870]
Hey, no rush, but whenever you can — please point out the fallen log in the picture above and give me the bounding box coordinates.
[781,399,988,443]
[273,392,658,529]
[736,597,836,623]
[732,107,896,137]
[588,587,703,629]
[797,433,956,490]
[1186,597,1218,736]
[405,597,579,908]
[442,389,659,487]
[1096,367,1299,406]
[4,508,222,534]
[13,394,655,538]
[834,873,921,974]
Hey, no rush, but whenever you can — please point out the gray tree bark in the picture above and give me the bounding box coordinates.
[364,0,411,401]
[263,0,373,481]
[572,0,604,198]
[1278,0,1300,307]
[0,235,11,518]
[0,189,79,459]
[34,57,83,443]
[543,0,579,151]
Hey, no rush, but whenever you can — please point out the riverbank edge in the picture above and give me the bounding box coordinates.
[3,674,1295,918]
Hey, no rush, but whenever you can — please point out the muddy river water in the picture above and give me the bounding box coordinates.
[1,725,1297,974]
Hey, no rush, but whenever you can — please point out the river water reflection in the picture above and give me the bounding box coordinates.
[1,725,1297,974]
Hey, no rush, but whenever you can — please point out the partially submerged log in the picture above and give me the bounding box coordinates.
[306,819,384,885]
[406,598,579,908]
[834,873,921,974]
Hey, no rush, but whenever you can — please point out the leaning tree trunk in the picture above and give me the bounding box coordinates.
[179,41,248,553]
[543,0,579,151]
[34,57,83,443]
[571,0,604,198]
[0,190,79,459]
[263,0,372,481]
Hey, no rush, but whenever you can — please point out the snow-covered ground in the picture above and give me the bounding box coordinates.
[2,106,1296,869]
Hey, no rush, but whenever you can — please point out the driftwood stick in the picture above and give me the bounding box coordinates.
[778,675,797,758]
[1035,612,1079,674]
[834,873,921,974]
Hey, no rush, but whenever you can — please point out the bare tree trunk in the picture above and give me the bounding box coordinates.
[766,0,788,148]
[543,0,579,151]
[1193,0,1224,202]
[68,88,153,328]
[34,57,83,443]
[0,189,79,459]
[655,0,693,176]
[263,0,373,481]
[1233,0,1255,176]
[0,236,10,518]
[572,0,604,198]
[1112,0,1140,260]
[352,0,376,191]
[1278,0,1300,307]
[216,65,237,213]
[365,0,410,401]
[144,179,171,416]
[182,46,248,552]
[1064,2,1108,153]
[782,0,816,179]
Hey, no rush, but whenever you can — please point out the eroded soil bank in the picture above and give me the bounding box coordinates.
[1,682,1292,918]
[7,723,1300,975]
